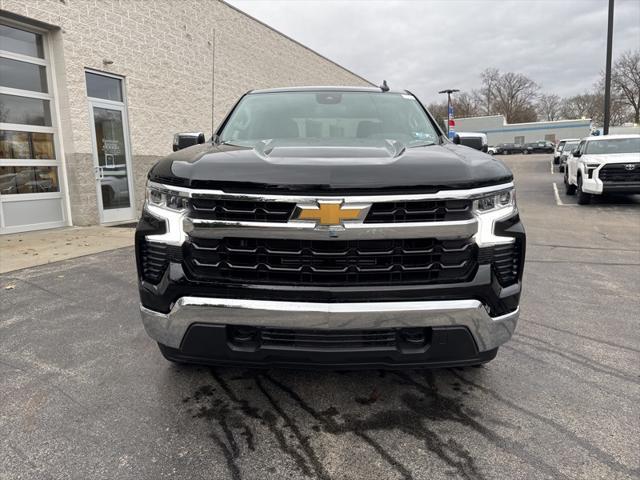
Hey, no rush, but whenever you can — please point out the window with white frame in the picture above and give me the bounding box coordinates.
[0,21,66,232]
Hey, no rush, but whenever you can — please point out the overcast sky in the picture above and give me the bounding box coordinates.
[228,0,640,105]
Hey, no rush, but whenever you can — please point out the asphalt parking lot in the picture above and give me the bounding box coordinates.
[1,154,639,480]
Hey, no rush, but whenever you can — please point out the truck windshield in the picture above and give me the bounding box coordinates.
[218,91,440,147]
[585,138,640,155]
[562,142,578,152]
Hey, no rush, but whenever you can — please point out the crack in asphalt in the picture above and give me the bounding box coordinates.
[0,277,63,298]
[7,442,56,480]
[501,344,639,403]
[529,242,640,253]
[394,372,569,480]
[521,318,640,354]
[512,335,640,383]
[526,259,640,266]
[450,370,639,478]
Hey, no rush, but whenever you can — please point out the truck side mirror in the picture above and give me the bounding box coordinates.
[173,132,205,151]
[572,150,581,158]
[452,134,461,145]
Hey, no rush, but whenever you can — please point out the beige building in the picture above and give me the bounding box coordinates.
[454,115,592,146]
[0,0,371,234]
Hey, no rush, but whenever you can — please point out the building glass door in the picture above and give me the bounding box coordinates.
[86,71,134,223]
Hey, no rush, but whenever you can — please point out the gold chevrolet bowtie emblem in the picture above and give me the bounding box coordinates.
[293,201,369,226]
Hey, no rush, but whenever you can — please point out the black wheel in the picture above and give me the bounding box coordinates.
[523,150,529,155]
[502,150,508,155]
[576,176,592,205]
[564,172,576,195]
[559,164,565,173]
[553,157,560,165]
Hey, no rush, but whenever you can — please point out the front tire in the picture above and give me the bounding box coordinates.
[576,176,592,205]
[564,172,576,195]
[553,157,560,165]
[559,164,565,173]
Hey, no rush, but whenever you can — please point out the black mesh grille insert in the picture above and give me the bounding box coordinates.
[185,237,478,286]
[141,241,169,283]
[598,163,640,183]
[190,198,296,222]
[492,243,521,287]
[259,328,399,350]
[364,199,473,223]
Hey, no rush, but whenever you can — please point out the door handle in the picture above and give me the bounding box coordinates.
[94,166,104,180]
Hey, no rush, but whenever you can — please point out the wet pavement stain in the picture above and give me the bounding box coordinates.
[179,366,637,480]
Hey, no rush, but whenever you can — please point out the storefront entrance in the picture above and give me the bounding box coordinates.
[86,71,135,224]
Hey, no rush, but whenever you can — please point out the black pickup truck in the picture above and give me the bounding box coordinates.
[136,86,525,369]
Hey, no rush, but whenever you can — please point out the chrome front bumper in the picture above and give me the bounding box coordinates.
[140,298,519,352]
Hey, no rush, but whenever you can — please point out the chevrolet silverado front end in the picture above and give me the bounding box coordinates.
[135,86,525,368]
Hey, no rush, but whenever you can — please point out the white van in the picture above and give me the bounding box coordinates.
[454,132,488,153]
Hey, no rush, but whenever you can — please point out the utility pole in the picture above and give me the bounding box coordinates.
[211,28,216,137]
[603,0,614,135]
[439,89,459,137]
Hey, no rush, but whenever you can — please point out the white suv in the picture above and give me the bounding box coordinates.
[564,134,640,204]
[554,138,580,165]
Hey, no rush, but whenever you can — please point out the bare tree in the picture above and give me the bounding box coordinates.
[453,91,481,118]
[473,68,500,115]
[560,93,602,123]
[536,94,562,121]
[493,72,539,123]
[611,49,640,123]
[426,101,448,131]
[592,78,633,125]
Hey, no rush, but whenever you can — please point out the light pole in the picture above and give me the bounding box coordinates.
[439,89,460,137]
[603,0,614,135]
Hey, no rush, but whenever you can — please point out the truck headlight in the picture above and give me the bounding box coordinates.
[473,189,515,213]
[146,184,189,211]
[473,188,517,247]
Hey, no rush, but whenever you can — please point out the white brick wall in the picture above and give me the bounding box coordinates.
[0,0,371,225]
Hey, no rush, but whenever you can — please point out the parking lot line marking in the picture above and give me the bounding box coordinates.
[552,182,563,205]
[550,159,554,175]
[552,182,576,207]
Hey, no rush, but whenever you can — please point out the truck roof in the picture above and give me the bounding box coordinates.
[584,134,640,141]
[249,86,408,95]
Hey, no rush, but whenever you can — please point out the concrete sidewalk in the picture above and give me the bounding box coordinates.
[0,225,135,274]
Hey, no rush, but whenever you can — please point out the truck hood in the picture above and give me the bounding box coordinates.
[583,153,640,164]
[149,139,513,193]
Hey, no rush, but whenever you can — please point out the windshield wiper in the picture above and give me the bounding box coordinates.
[408,141,437,148]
